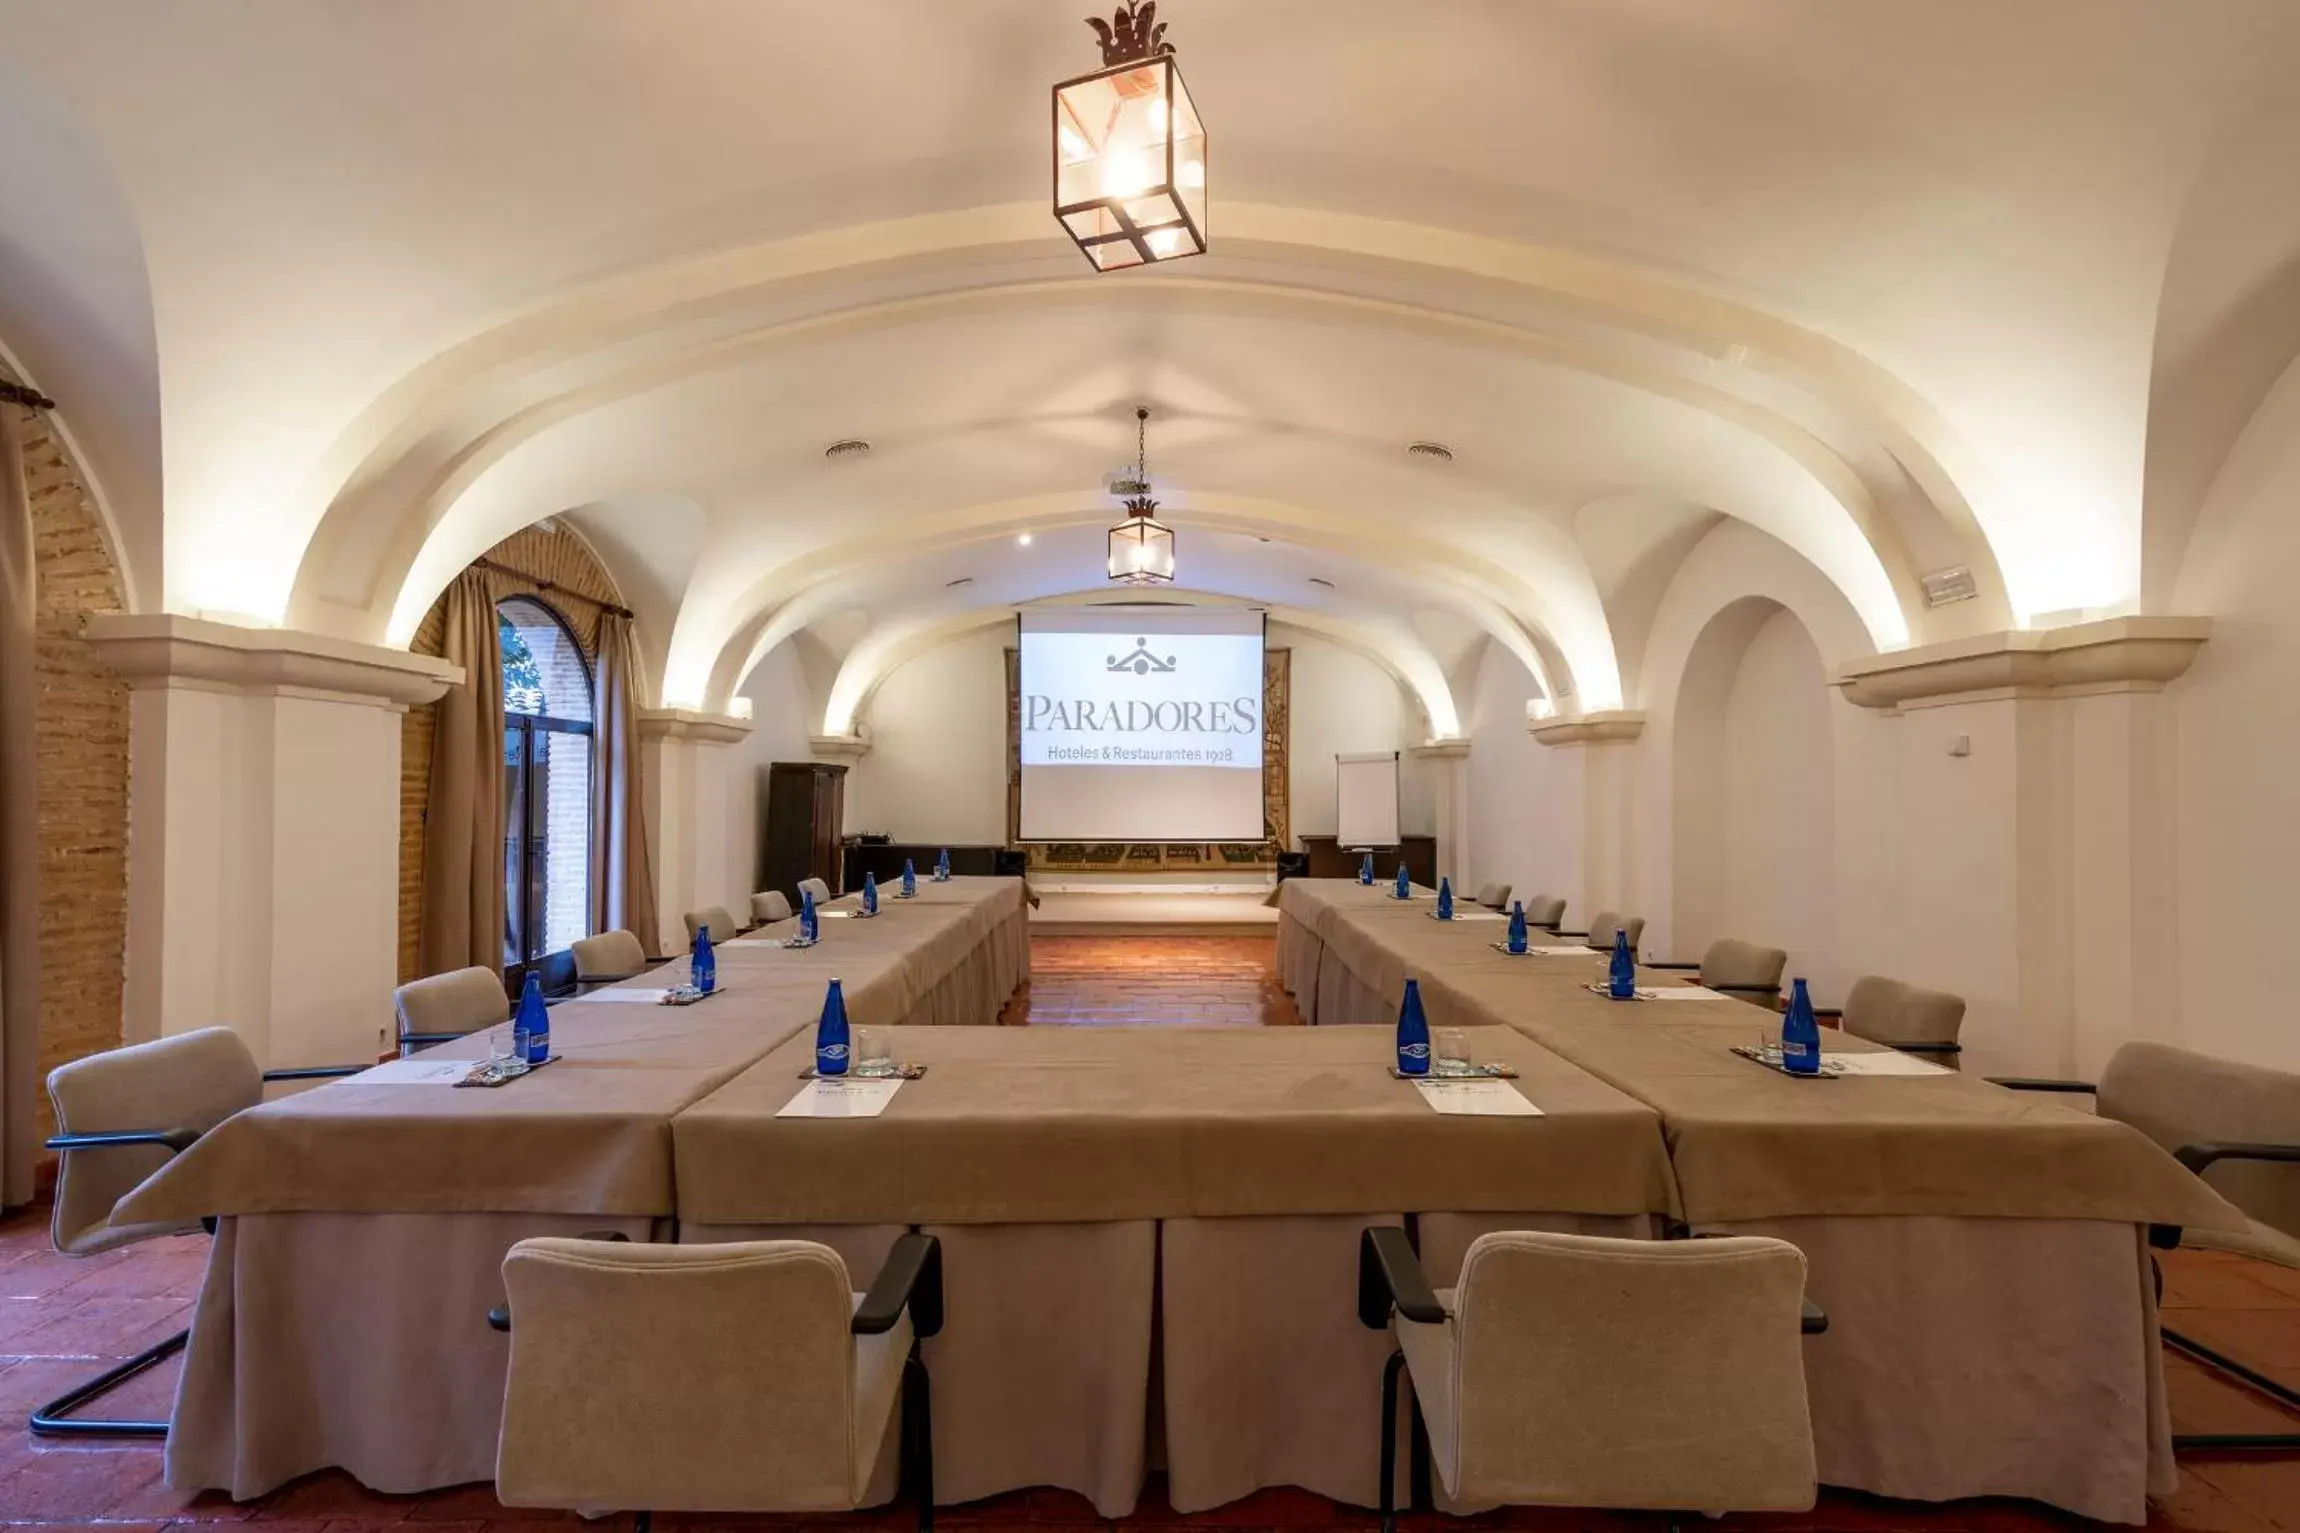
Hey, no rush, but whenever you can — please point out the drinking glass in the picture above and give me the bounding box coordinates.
[1434,1027,1471,1077]
[857,1027,894,1078]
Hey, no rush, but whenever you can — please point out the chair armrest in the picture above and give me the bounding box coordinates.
[2175,1142,2300,1175]
[1986,1077,2097,1094]
[397,1032,470,1053]
[1552,929,1589,940]
[1643,961,1700,971]
[1712,984,1783,998]
[1890,1041,1962,1056]
[855,1231,943,1339]
[1801,1298,1828,1335]
[44,1128,200,1155]
[262,1065,367,1082]
[1357,1225,1445,1328]
[1809,1008,1843,1021]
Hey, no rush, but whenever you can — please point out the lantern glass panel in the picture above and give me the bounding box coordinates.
[1054,56,1204,267]
[1107,517,1176,584]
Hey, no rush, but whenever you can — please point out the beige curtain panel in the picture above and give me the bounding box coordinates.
[0,407,41,1206]
[589,611,659,959]
[419,570,506,978]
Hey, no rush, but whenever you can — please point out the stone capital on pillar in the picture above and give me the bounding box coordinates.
[808,732,872,764]
[1831,616,2210,711]
[636,706,752,745]
[82,617,458,1069]
[1529,709,1645,746]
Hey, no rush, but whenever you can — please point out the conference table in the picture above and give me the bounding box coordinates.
[1276,879,2249,1525]
[118,876,1029,1500]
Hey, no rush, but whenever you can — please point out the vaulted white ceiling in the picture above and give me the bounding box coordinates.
[5,0,2297,727]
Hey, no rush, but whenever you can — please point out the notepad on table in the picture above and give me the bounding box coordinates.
[582,987,672,1003]
[1413,1079,1543,1116]
[1824,1051,1952,1077]
[778,1078,905,1118]
[349,1058,472,1086]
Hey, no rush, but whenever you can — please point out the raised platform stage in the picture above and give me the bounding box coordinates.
[1028,880,1280,936]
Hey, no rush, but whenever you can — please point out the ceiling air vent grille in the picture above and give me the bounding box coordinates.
[1919,566,1977,607]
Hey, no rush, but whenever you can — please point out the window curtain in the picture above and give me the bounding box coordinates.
[419,571,506,977]
[589,611,660,958]
[0,408,40,1206]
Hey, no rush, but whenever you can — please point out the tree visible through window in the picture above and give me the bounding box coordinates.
[499,597,594,972]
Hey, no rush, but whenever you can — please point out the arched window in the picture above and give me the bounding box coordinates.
[499,597,594,972]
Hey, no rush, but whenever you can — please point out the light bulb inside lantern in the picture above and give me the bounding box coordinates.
[1146,98,1169,136]
[1177,157,1205,189]
[1058,126,1092,163]
[1100,150,1155,199]
[1148,227,1183,256]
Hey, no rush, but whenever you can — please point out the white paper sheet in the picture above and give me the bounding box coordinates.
[777,1078,906,1118]
[1431,910,1506,922]
[1641,984,1730,1001]
[348,1058,472,1086]
[1529,944,1592,956]
[1413,1079,1544,1116]
[1824,1051,1952,1076]
[582,987,671,1003]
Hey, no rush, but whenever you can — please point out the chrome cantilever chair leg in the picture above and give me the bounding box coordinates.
[30,1326,190,1438]
[2164,1323,2300,1452]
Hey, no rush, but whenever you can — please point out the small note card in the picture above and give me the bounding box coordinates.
[1414,1079,1544,1116]
[778,1078,905,1119]
[351,1058,472,1086]
[583,987,672,1004]
[1824,1051,1952,1077]
[1641,985,1730,1001]
[1529,944,1589,956]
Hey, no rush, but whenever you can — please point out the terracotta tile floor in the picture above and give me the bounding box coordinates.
[0,935,2294,1531]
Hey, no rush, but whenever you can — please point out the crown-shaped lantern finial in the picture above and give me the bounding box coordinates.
[1086,0,1174,66]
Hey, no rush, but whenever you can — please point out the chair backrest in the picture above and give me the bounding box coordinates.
[394,966,508,1044]
[1473,881,1511,910]
[1701,938,1788,995]
[570,929,645,980]
[47,1027,264,1256]
[1443,1230,1815,1511]
[682,906,739,945]
[1585,911,1645,954]
[751,890,793,925]
[2099,1042,2300,1243]
[797,877,832,907]
[496,1237,875,1513]
[1840,975,1966,1050]
[1521,895,1565,930]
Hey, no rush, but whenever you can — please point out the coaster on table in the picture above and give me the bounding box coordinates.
[455,1055,560,1088]
[661,985,727,1006]
[1730,1044,1845,1079]
[780,936,819,950]
[1584,983,1658,1001]
[1489,942,1537,957]
[800,1062,929,1081]
[1387,1062,1520,1080]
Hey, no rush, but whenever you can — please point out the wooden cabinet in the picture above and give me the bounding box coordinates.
[761,762,846,903]
[1298,834,1437,887]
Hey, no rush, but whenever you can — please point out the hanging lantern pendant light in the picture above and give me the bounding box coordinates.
[1107,407,1177,585]
[1053,2,1208,270]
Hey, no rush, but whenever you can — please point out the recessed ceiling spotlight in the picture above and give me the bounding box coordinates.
[945,576,974,588]
[1016,533,1034,547]
[824,438,872,460]
[1307,576,1337,590]
[1407,441,1454,463]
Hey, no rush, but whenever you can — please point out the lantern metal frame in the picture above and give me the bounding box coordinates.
[1107,406,1177,585]
[1052,4,1208,271]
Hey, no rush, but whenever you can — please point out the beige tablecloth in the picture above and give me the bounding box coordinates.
[157,881,1030,1499]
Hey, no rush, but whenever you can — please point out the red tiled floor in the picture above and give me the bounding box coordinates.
[0,938,2292,1530]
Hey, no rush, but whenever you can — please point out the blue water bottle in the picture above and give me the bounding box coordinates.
[935,848,950,881]
[515,970,549,1064]
[1507,900,1528,954]
[815,978,850,1076]
[1359,850,1375,886]
[1396,978,1431,1076]
[862,871,879,916]
[1607,927,1637,999]
[901,858,916,898]
[1393,863,1411,900]
[1436,878,1454,920]
[800,887,819,944]
[1781,977,1821,1075]
[699,924,720,994]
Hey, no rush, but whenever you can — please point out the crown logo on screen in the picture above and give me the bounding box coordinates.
[1106,639,1177,675]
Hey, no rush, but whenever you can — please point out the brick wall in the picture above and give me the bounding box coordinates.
[398,524,625,981]
[10,400,130,1135]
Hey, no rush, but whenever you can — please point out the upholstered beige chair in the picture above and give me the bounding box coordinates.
[493,1233,944,1529]
[40,1027,359,1436]
[797,876,833,908]
[1824,975,1966,1058]
[571,929,645,980]
[394,965,510,1055]
[752,890,793,925]
[1994,1043,2298,1449]
[1472,882,1512,911]
[682,906,741,945]
[1560,910,1645,955]
[1519,895,1566,932]
[1648,938,1789,1009]
[1359,1228,1821,1527]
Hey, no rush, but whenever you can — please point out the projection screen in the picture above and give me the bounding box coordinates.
[1018,609,1267,842]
